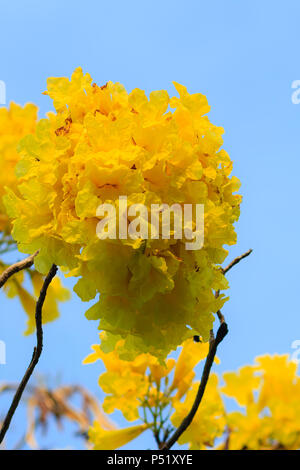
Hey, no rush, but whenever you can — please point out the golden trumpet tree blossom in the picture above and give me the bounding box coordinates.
[4,68,241,359]
[222,355,300,450]
[89,422,149,451]
[0,103,37,231]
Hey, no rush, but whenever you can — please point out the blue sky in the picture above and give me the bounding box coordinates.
[0,0,300,450]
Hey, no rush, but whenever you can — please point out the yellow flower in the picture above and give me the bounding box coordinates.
[223,354,300,450]
[84,335,150,421]
[221,365,260,407]
[149,358,176,386]
[0,103,70,332]
[171,337,220,399]
[171,374,225,449]
[5,68,241,359]
[86,348,300,450]
[0,252,70,336]
[0,103,37,231]
[89,421,148,450]
[226,405,271,450]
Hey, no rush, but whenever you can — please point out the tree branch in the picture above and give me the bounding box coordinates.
[222,248,252,275]
[0,251,39,288]
[194,249,252,344]
[177,249,251,448]
[163,321,228,450]
[0,264,57,444]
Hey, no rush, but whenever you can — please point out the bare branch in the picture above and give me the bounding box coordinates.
[0,264,57,444]
[222,248,253,275]
[178,249,251,448]
[194,249,251,344]
[163,322,228,450]
[214,249,253,323]
[0,251,39,288]
[216,310,225,324]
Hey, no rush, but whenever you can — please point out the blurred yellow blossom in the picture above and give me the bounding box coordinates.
[0,102,37,231]
[0,103,70,332]
[221,365,260,407]
[0,262,70,334]
[89,422,148,450]
[222,354,300,450]
[171,338,210,398]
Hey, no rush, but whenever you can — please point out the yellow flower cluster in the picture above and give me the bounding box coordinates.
[0,103,37,231]
[87,349,300,450]
[0,103,70,332]
[5,68,241,359]
[222,355,300,450]
[84,332,179,422]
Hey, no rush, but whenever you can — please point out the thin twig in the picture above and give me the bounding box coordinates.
[0,251,39,288]
[222,249,252,275]
[193,249,252,344]
[162,322,228,450]
[214,249,253,325]
[214,289,225,324]
[0,264,57,444]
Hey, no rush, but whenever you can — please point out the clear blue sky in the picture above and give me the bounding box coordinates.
[1,0,300,450]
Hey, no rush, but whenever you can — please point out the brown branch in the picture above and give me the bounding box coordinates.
[222,248,252,275]
[214,249,253,323]
[0,264,57,444]
[0,251,39,288]
[216,310,225,324]
[181,250,251,447]
[163,321,228,450]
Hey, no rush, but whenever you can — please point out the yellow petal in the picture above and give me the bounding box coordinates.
[89,422,148,450]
